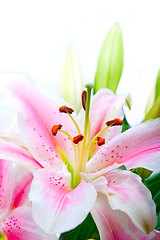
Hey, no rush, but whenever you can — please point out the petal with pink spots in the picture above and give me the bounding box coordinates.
[29,169,97,234]
[1,207,57,240]
[0,138,43,172]
[0,73,79,170]
[9,165,33,210]
[86,119,160,172]
[89,89,126,140]
[0,159,13,219]
[78,89,126,153]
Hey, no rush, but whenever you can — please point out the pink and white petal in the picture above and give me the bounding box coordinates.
[18,110,69,171]
[0,131,26,148]
[29,169,97,234]
[1,207,57,240]
[0,105,18,133]
[154,230,160,238]
[78,89,126,144]
[91,194,159,240]
[104,170,157,234]
[86,119,160,173]
[0,73,78,169]
[0,138,42,172]
[91,176,108,194]
[9,165,33,210]
[0,159,13,219]
[80,163,121,182]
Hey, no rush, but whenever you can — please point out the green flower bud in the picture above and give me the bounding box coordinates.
[144,96,160,121]
[94,23,123,94]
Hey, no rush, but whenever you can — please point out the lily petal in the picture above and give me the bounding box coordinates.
[91,194,160,240]
[78,89,126,142]
[87,119,160,172]
[0,73,78,169]
[80,163,121,182]
[105,170,157,234]
[89,89,126,140]
[29,169,97,234]
[0,138,42,172]
[0,105,18,133]
[9,165,33,209]
[0,160,13,219]
[1,207,57,240]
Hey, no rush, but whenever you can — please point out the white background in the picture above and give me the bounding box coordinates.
[0,0,160,125]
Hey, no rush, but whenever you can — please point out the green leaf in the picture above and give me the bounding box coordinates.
[131,168,152,182]
[94,23,123,94]
[59,213,100,240]
[144,172,160,200]
[156,211,160,231]
[122,115,131,132]
[155,68,160,102]
[144,172,160,230]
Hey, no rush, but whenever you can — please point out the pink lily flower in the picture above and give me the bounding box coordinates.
[0,159,57,240]
[0,73,160,238]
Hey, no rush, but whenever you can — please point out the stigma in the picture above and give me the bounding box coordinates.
[81,90,87,111]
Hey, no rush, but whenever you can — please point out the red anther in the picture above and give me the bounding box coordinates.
[81,90,87,111]
[97,137,105,146]
[73,134,84,144]
[106,118,123,126]
[52,124,62,136]
[59,106,74,114]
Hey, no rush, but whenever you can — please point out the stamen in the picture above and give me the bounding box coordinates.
[59,105,81,135]
[97,137,105,146]
[73,134,84,144]
[106,118,123,126]
[52,124,62,135]
[59,106,74,114]
[81,90,87,111]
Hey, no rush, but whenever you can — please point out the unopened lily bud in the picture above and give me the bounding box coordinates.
[58,48,84,113]
[94,23,123,94]
[145,68,160,116]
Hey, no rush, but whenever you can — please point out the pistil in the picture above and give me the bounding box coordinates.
[81,90,87,111]
[80,83,93,172]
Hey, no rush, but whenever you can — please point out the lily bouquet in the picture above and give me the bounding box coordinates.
[0,24,160,240]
